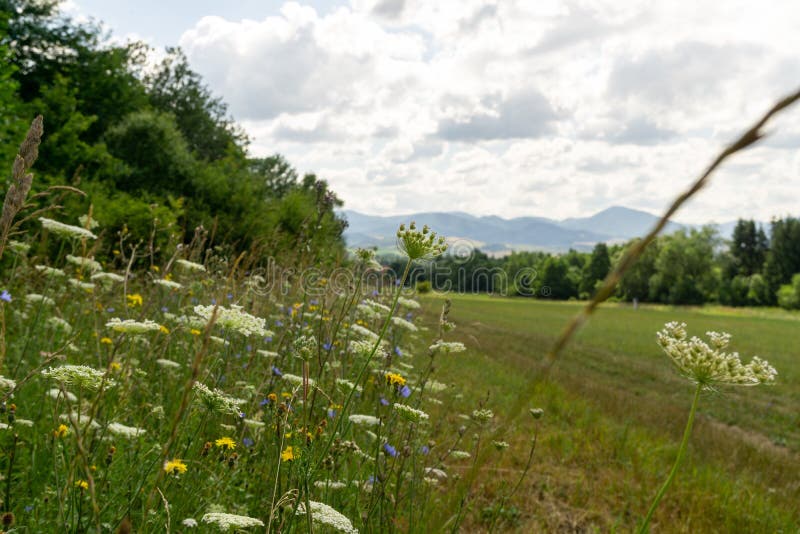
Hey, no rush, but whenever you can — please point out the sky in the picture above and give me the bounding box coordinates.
[64,0,800,223]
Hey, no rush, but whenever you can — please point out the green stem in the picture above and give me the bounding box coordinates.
[637,383,702,533]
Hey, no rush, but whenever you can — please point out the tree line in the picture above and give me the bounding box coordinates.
[1,0,346,266]
[384,219,800,310]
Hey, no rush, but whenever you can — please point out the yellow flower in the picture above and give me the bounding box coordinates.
[164,458,187,475]
[100,337,113,345]
[151,265,160,273]
[126,293,143,307]
[75,479,88,490]
[110,362,121,372]
[159,325,170,334]
[54,424,69,438]
[190,329,201,336]
[215,437,236,450]
[281,446,297,462]
[385,372,406,387]
[112,249,120,256]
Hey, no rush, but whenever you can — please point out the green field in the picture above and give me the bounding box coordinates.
[415,294,800,532]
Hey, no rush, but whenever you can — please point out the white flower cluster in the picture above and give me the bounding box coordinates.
[46,316,72,333]
[282,373,315,387]
[106,318,162,334]
[350,324,379,342]
[393,403,429,423]
[176,259,206,272]
[348,414,380,426]
[42,365,113,391]
[154,279,182,290]
[25,294,54,306]
[657,322,778,388]
[193,304,269,337]
[155,359,181,369]
[391,316,418,332]
[471,409,494,424]
[66,255,102,272]
[397,296,421,309]
[107,422,146,438]
[314,480,348,490]
[35,265,66,277]
[296,501,358,534]
[200,512,264,529]
[356,304,382,321]
[429,341,466,354]
[91,272,126,284]
[0,376,17,392]
[192,382,245,415]
[39,217,97,240]
[68,279,95,291]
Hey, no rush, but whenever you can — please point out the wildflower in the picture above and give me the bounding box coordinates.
[109,362,121,372]
[257,349,278,358]
[656,322,778,388]
[42,365,114,391]
[391,316,418,332]
[154,279,182,290]
[0,290,10,303]
[47,388,77,402]
[182,518,198,528]
[193,304,269,337]
[159,325,170,334]
[107,422,146,439]
[53,424,69,438]
[192,382,245,415]
[190,329,202,336]
[396,221,447,260]
[201,513,264,530]
[336,378,362,393]
[35,265,66,278]
[126,293,143,307]
[215,437,236,450]
[429,341,466,354]
[383,443,398,457]
[348,414,380,426]
[164,458,187,475]
[492,440,510,450]
[314,480,347,490]
[397,296,421,309]
[425,467,448,479]
[471,409,494,424]
[39,217,97,240]
[282,373,315,388]
[350,324,379,342]
[530,408,544,419]
[100,337,113,345]
[385,372,406,388]
[176,259,206,272]
[155,359,180,369]
[68,279,95,291]
[66,254,102,272]
[46,317,72,333]
[106,318,162,334]
[25,294,54,306]
[296,501,358,533]
[0,376,16,392]
[428,380,448,392]
[450,450,471,460]
[281,446,297,462]
[91,272,125,283]
[8,240,30,255]
[74,480,88,490]
[393,403,429,423]
[399,385,411,398]
[78,214,100,229]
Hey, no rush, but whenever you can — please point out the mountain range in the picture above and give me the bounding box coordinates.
[341,206,745,255]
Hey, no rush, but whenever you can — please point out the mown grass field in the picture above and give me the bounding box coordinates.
[414,294,800,532]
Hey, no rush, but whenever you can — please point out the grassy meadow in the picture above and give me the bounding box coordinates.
[413,293,800,532]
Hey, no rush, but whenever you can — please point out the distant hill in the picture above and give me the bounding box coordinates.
[341,206,751,255]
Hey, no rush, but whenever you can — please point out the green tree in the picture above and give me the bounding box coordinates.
[729,219,768,276]
[580,242,611,296]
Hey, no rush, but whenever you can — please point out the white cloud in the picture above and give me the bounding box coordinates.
[178,0,800,223]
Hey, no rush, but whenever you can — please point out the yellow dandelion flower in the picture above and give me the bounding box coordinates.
[164,458,187,475]
[190,329,201,336]
[281,446,297,462]
[110,362,121,372]
[268,393,278,403]
[159,325,170,334]
[126,293,143,307]
[100,337,113,345]
[215,437,236,450]
[54,424,69,438]
[75,479,88,490]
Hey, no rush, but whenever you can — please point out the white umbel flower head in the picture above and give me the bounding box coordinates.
[0,376,16,392]
[25,293,55,306]
[192,382,245,415]
[296,501,358,533]
[429,341,466,354]
[91,272,125,284]
[42,365,114,391]
[106,318,162,334]
[35,265,66,277]
[200,512,264,530]
[393,403,429,423]
[193,304,268,337]
[397,296,421,309]
[154,279,182,290]
[391,316,418,332]
[39,217,97,240]
[107,422,146,438]
[66,254,102,272]
[176,259,206,272]
[348,414,380,426]
[657,322,778,389]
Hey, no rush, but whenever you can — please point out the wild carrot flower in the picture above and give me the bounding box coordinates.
[396,222,447,260]
[192,382,245,415]
[25,294,54,306]
[107,422,146,439]
[68,279,95,291]
[656,322,778,388]
[39,217,97,240]
[450,450,471,460]
[106,318,162,334]
[397,296,421,309]
[164,458,187,475]
[296,501,358,533]
[201,513,263,529]
[66,255,102,272]
[175,259,206,272]
[0,376,16,392]
[393,403,429,423]
[154,279,182,290]
[348,414,380,426]
[91,272,125,283]
[391,316,418,332]
[193,304,269,337]
[471,409,494,424]
[429,341,466,354]
[35,265,66,277]
[42,365,113,391]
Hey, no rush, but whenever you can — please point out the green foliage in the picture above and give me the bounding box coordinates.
[776,273,800,310]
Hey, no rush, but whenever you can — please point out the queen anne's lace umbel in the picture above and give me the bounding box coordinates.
[657,322,777,388]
